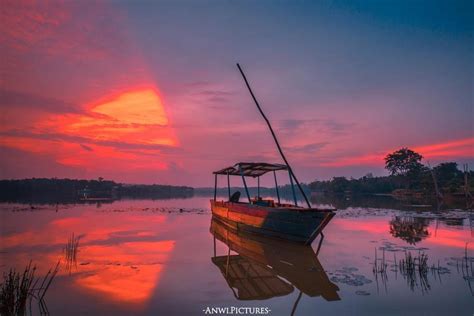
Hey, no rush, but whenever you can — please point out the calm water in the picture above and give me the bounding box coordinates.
[0,197,473,315]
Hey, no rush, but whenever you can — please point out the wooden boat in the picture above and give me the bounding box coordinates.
[211,162,335,244]
[209,64,336,244]
[210,218,340,303]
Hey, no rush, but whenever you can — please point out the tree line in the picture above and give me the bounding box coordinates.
[309,148,473,196]
[0,178,194,203]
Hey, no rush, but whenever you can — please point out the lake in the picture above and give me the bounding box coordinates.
[0,196,473,315]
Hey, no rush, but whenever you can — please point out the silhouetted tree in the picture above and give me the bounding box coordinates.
[385,148,423,176]
[433,162,463,192]
[328,177,350,193]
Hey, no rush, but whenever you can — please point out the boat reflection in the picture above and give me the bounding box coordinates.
[210,218,340,310]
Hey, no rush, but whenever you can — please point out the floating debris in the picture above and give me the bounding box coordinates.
[99,207,210,214]
[330,267,372,286]
[330,274,372,286]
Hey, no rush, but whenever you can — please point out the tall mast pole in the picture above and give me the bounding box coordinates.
[236,63,311,208]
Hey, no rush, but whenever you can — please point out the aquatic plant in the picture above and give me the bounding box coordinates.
[0,261,60,316]
[372,248,388,293]
[372,247,454,294]
[399,251,430,292]
[372,248,388,274]
[64,233,80,274]
[0,262,36,316]
[460,242,474,295]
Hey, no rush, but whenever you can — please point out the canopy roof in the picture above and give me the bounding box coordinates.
[213,162,288,178]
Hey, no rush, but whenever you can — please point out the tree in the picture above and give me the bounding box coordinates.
[364,173,374,179]
[328,177,350,193]
[384,148,423,176]
[433,162,462,192]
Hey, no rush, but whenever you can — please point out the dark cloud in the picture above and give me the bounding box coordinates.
[80,144,94,152]
[0,146,84,179]
[277,119,353,135]
[0,130,182,154]
[183,81,211,88]
[193,89,236,105]
[0,89,79,114]
[286,142,329,153]
[197,90,234,97]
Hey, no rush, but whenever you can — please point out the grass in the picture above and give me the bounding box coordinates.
[372,248,389,293]
[64,233,80,274]
[0,261,60,316]
[372,248,450,294]
[461,242,473,295]
[0,262,36,316]
[399,251,430,292]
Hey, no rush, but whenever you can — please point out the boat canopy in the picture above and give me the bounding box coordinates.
[213,162,288,178]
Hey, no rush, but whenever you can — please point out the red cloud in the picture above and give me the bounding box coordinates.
[0,89,178,172]
[321,137,474,167]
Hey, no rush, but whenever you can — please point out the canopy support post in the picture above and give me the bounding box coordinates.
[289,169,298,206]
[239,165,251,203]
[273,171,280,205]
[227,172,231,201]
[214,173,217,201]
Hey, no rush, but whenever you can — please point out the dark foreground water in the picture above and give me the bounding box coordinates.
[0,197,473,315]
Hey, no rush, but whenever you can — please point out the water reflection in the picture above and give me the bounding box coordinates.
[1,198,473,315]
[389,216,431,245]
[0,209,176,309]
[210,218,339,313]
[311,193,472,211]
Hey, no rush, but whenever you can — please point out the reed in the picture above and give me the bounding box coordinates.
[461,242,473,295]
[373,248,388,274]
[64,233,80,274]
[0,261,36,316]
[0,261,60,316]
[372,248,389,293]
[399,251,430,292]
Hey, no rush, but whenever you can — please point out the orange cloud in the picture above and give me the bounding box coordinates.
[56,89,177,146]
[49,88,178,146]
[321,137,474,167]
[0,88,178,172]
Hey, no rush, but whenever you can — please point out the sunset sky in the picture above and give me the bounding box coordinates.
[0,0,472,186]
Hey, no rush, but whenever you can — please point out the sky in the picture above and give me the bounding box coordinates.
[0,0,472,186]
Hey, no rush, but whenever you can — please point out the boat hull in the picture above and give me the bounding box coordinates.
[210,200,335,244]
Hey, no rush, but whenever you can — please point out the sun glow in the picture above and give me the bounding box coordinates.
[0,88,178,173]
[56,88,178,147]
[92,90,169,125]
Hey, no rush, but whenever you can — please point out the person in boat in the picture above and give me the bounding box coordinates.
[230,191,240,203]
